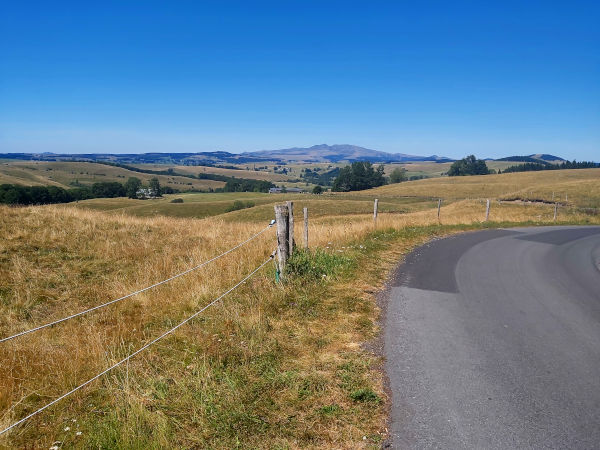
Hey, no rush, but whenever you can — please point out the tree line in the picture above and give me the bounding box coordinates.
[0,177,175,206]
[502,160,599,173]
[221,179,274,193]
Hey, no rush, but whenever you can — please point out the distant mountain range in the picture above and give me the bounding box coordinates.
[0,146,569,165]
[247,144,453,163]
[0,145,454,165]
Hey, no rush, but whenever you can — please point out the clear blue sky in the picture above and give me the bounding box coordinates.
[1,1,598,160]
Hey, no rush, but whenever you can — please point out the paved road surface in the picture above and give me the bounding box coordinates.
[385,226,600,449]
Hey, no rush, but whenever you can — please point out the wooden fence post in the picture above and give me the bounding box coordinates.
[303,207,309,250]
[554,203,558,221]
[274,204,289,276]
[286,201,295,255]
[485,199,490,221]
[373,199,379,225]
[437,198,442,220]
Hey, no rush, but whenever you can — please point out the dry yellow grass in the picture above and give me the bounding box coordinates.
[382,160,522,178]
[134,164,293,183]
[0,177,599,448]
[359,168,600,207]
[1,205,393,448]
[0,161,225,191]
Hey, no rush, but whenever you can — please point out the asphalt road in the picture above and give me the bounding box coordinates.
[385,226,600,449]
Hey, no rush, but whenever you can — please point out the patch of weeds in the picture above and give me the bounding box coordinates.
[305,335,329,349]
[340,295,364,313]
[292,292,319,317]
[250,350,280,377]
[298,374,328,399]
[152,379,171,400]
[367,433,384,443]
[318,404,341,417]
[350,388,380,403]
[336,357,371,393]
[82,399,173,449]
[355,316,374,333]
[0,286,12,305]
[286,248,354,281]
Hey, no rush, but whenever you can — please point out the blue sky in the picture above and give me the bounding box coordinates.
[1,1,598,160]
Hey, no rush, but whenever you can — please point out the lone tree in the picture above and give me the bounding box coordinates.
[149,178,162,197]
[312,185,323,194]
[332,161,386,192]
[447,155,491,176]
[389,167,408,183]
[125,177,142,198]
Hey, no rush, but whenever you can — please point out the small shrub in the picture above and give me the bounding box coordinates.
[170,198,184,203]
[226,200,255,212]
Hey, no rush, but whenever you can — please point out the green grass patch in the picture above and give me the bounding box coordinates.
[225,200,255,212]
[350,388,380,403]
[286,248,354,281]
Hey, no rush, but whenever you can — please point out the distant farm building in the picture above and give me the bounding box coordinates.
[136,188,158,199]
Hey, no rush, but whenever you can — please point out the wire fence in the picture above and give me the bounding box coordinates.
[0,223,274,344]
[0,252,275,436]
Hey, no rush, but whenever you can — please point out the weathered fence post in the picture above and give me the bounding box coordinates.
[565,193,568,203]
[437,198,442,220]
[554,203,558,221]
[303,207,309,250]
[373,199,379,225]
[286,201,295,255]
[485,199,490,221]
[552,191,555,201]
[274,204,290,276]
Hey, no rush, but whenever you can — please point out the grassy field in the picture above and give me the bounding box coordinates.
[1,169,599,448]
[67,168,599,222]
[0,159,546,198]
[69,192,438,222]
[361,168,600,208]
[132,164,293,182]
[382,160,523,179]
[0,161,225,191]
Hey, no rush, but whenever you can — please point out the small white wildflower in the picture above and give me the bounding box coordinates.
[64,426,70,431]
[71,418,77,422]
[76,431,82,436]
[49,446,59,450]
[363,435,367,440]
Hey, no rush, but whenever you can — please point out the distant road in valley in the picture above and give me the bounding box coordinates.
[385,226,600,449]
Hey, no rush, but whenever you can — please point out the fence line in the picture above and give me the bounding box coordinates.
[0,223,274,344]
[0,252,276,436]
